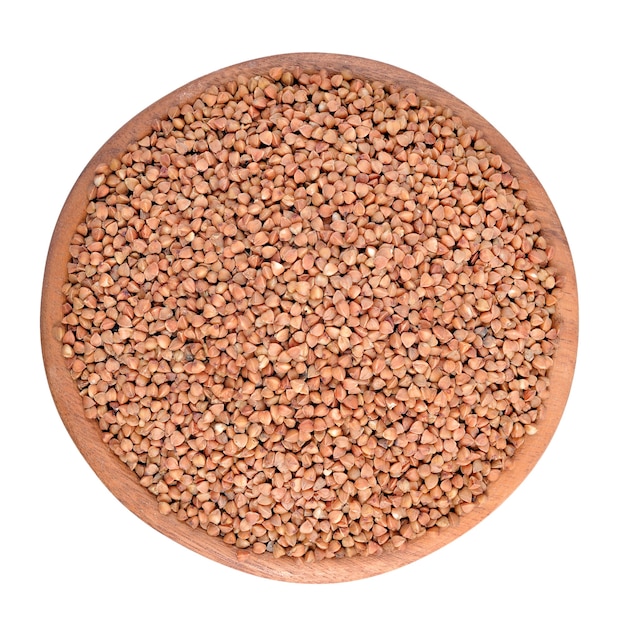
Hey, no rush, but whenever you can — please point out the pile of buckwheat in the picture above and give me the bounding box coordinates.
[61,66,558,561]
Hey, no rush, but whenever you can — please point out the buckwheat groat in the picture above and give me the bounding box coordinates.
[61,67,558,561]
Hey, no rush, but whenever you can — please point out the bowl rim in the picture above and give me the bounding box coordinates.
[40,52,579,583]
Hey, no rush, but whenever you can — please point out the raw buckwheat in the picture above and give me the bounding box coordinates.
[61,67,559,561]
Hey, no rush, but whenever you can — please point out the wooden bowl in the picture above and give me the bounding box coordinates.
[40,52,578,583]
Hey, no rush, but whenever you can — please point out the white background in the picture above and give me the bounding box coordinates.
[2,1,624,624]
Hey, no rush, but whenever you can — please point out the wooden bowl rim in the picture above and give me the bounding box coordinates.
[41,52,578,583]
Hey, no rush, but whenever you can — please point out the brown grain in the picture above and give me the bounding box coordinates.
[60,67,559,562]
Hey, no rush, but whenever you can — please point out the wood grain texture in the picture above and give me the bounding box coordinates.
[40,53,578,583]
